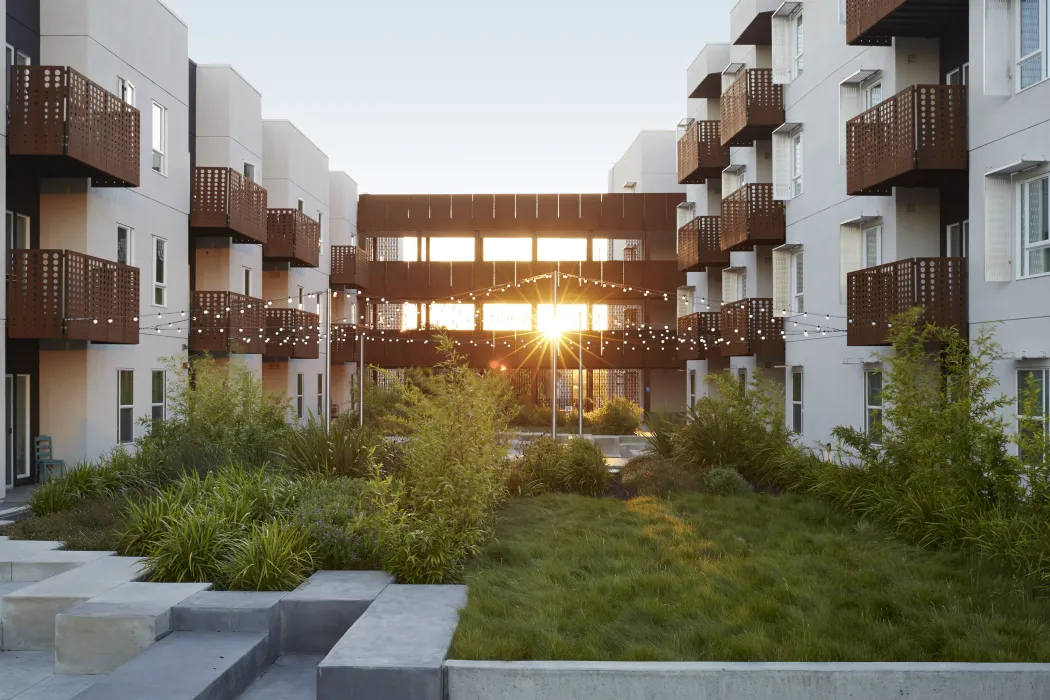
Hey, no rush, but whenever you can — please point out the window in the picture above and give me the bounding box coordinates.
[945,220,969,258]
[1020,174,1050,277]
[317,374,324,419]
[946,64,970,85]
[791,131,803,197]
[151,102,167,174]
[1018,369,1049,462]
[6,46,30,112]
[6,211,30,268]
[483,238,532,262]
[738,368,748,393]
[297,286,304,309]
[792,10,804,78]
[864,79,883,109]
[318,211,324,255]
[863,225,882,268]
[1017,0,1046,90]
[865,370,884,443]
[151,370,166,423]
[297,199,305,213]
[118,370,134,444]
[688,370,697,408]
[152,237,167,306]
[793,252,805,314]
[791,369,803,434]
[117,76,135,106]
[537,238,587,262]
[117,225,133,266]
[243,162,256,183]
[243,267,252,296]
[296,374,305,420]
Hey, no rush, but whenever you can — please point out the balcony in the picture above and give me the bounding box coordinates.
[679,217,730,272]
[190,168,268,245]
[264,308,320,360]
[720,299,783,357]
[846,257,966,346]
[331,245,370,290]
[677,121,731,184]
[190,291,266,355]
[678,312,722,361]
[720,184,785,252]
[263,210,320,267]
[720,69,784,147]
[9,66,140,187]
[846,85,967,196]
[846,0,969,46]
[331,324,360,364]
[8,249,139,344]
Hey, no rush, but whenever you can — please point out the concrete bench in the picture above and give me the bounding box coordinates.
[280,570,393,653]
[11,550,114,583]
[0,540,65,582]
[173,590,287,662]
[317,584,467,700]
[55,581,212,674]
[0,555,144,650]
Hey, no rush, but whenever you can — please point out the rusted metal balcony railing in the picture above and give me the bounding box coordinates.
[331,245,370,290]
[8,249,139,344]
[720,69,784,147]
[846,257,966,346]
[678,312,722,361]
[9,66,141,187]
[679,216,730,272]
[846,85,967,196]
[846,0,969,46]
[263,210,320,268]
[190,168,268,245]
[190,291,266,355]
[720,184,785,252]
[720,299,783,357]
[678,120,731,184]
[264,308,320,360]
[331,324,360,364]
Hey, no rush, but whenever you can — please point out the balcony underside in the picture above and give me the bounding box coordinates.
[847,0,968,46]
[735,11,774,45]
[723,123,779,148]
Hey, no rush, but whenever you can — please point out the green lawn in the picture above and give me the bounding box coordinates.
[451,493,1050,662]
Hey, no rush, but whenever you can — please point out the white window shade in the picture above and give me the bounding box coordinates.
[677,203,695,230]
[985,174,1014,281]
[772,15,792,84]
[722,166,745,198]
[722,271,737,305]
[984,0,1012,96]
[772,130,795,200]
[839,83,861,164]
[773,249,792,317]
[839,225,863,303]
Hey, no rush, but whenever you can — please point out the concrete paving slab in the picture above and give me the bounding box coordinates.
[55,582,212,675]
[236,654,322,700]
[0,542,65,583]
[72,631,270,700]
[280,571,393,654]
[9,672,100,700]
[1,556,145,651]
[317,584,467,700]
[173,591,286,663]
[11,552,113,584]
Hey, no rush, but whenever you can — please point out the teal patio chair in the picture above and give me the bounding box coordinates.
[34,436,66,484]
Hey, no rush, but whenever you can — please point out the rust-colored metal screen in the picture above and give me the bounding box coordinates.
[720,185,785,252]
[264,308,320,359]
[845,0,965,45]
[846,257,966,346]
[8,249,139,343]
[331,324,359,364]
[846,0,904,44]
[190,291,266,354]
[720,299,783,358]
[679,313,702,361]
[846,85,967,196]
[264,210,320,267]
[331,245,371,290]
[679,217,729,271]
[678,121,730,185]
[191,167,268,245]
[9,66,140,187]
[720,69,783,148]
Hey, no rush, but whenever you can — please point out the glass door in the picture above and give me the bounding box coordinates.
[6,375,31,484]
[5,376,12,489]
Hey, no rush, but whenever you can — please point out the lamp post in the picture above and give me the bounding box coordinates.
[551,273,558,441]
[579,309,584,437]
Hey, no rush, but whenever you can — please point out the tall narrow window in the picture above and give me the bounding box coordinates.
[793,252,805,314]
[864,79,883,109]
[688,370,697,408]
[118,370,134,444]
[117,225,133,266]
[317,374,324,419]
[863,225,882,268]
[865,370,884,443]
[297,286,304,309]
[151,370,166,423]
[243,267,252,296]
[153,237,167,306]
[1018,369,1049,462]
[243,162,256,183]
[1017,0,1045,90]
[296,373,305,420]
[6,212,30,275]
[945,220,969,258]
[738,368,748,394]
[297,199,305,213]
[1020,174,1050,277]
[792,10,804,78]
[791,369,803,434]
[117,76,136,106]
[791,131,803,197]
[318,211,324,255]
[151,102,167,175]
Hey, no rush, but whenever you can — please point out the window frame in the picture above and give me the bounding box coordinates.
[152,236,168,307]
[1018,172,1050,279]
[151,370,166,423]
[791,369,803,434]
[791,8,804,79]
[118,369,135,445]
[151,101,168,176]
[863,77,883,110]
[318,211,324,255]
[117,76,136,106]
[1017,368,1050,462]
[243,161,256,183]
[117,224,133,266]
[945,220,970,258]
[6,210,30,251]
[243,266,253,296]
[791,130,804,197]
[1016,0,1047,91]
[793,251,805,314]
[296,373,305,420]
[865,369,884,444]
[317,373,324,419]
[862,225,883,269]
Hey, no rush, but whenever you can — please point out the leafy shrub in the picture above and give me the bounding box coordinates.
[294,477,383,570]
[701,468,753,497]
[503,456,547,499]
[519,437,564,492]
[622,455,699,497]
[281,414,380,479]
[586,397,643,436]
[552,438,609,496]
[142,504,233,584]
[27,448,166,517]
[222,519,315,591]
[6,496,128,550]
[641,412,681,461]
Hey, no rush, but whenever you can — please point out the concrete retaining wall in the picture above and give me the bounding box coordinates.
[445,661,1050,700]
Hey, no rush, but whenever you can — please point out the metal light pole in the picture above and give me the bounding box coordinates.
[358,298,365,429]
[324,291,332,431]
[551,273,557,441]
[579,309,584,437]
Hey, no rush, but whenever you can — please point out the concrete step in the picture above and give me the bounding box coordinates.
[0,540,65,582]
[280,571,392,654]
[56,581,212,675]
[317,584,467,700]
[0,650,103,700]
[236,653,321,700]
[173,590,286,662]
[71,631,269,700]
[11,550,115,584]
[1,556,145,650]
[0,581,32,650]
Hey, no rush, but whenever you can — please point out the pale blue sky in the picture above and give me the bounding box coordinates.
[166,0,732,194]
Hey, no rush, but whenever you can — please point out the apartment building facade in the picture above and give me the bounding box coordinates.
[676,0,1049,450]
[2,0,360,494]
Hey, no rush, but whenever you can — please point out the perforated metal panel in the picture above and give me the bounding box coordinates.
[846,0,967,46]
[678,121,730,185]
[331,324,360,364]
[190,167,268,245]
[720,299,783,358]
[331,245,371,290]
[264,210,321,267]
[720,184,786,252]
[190,291,266,355]
[720,69,784,148]
[264,308,321,359]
